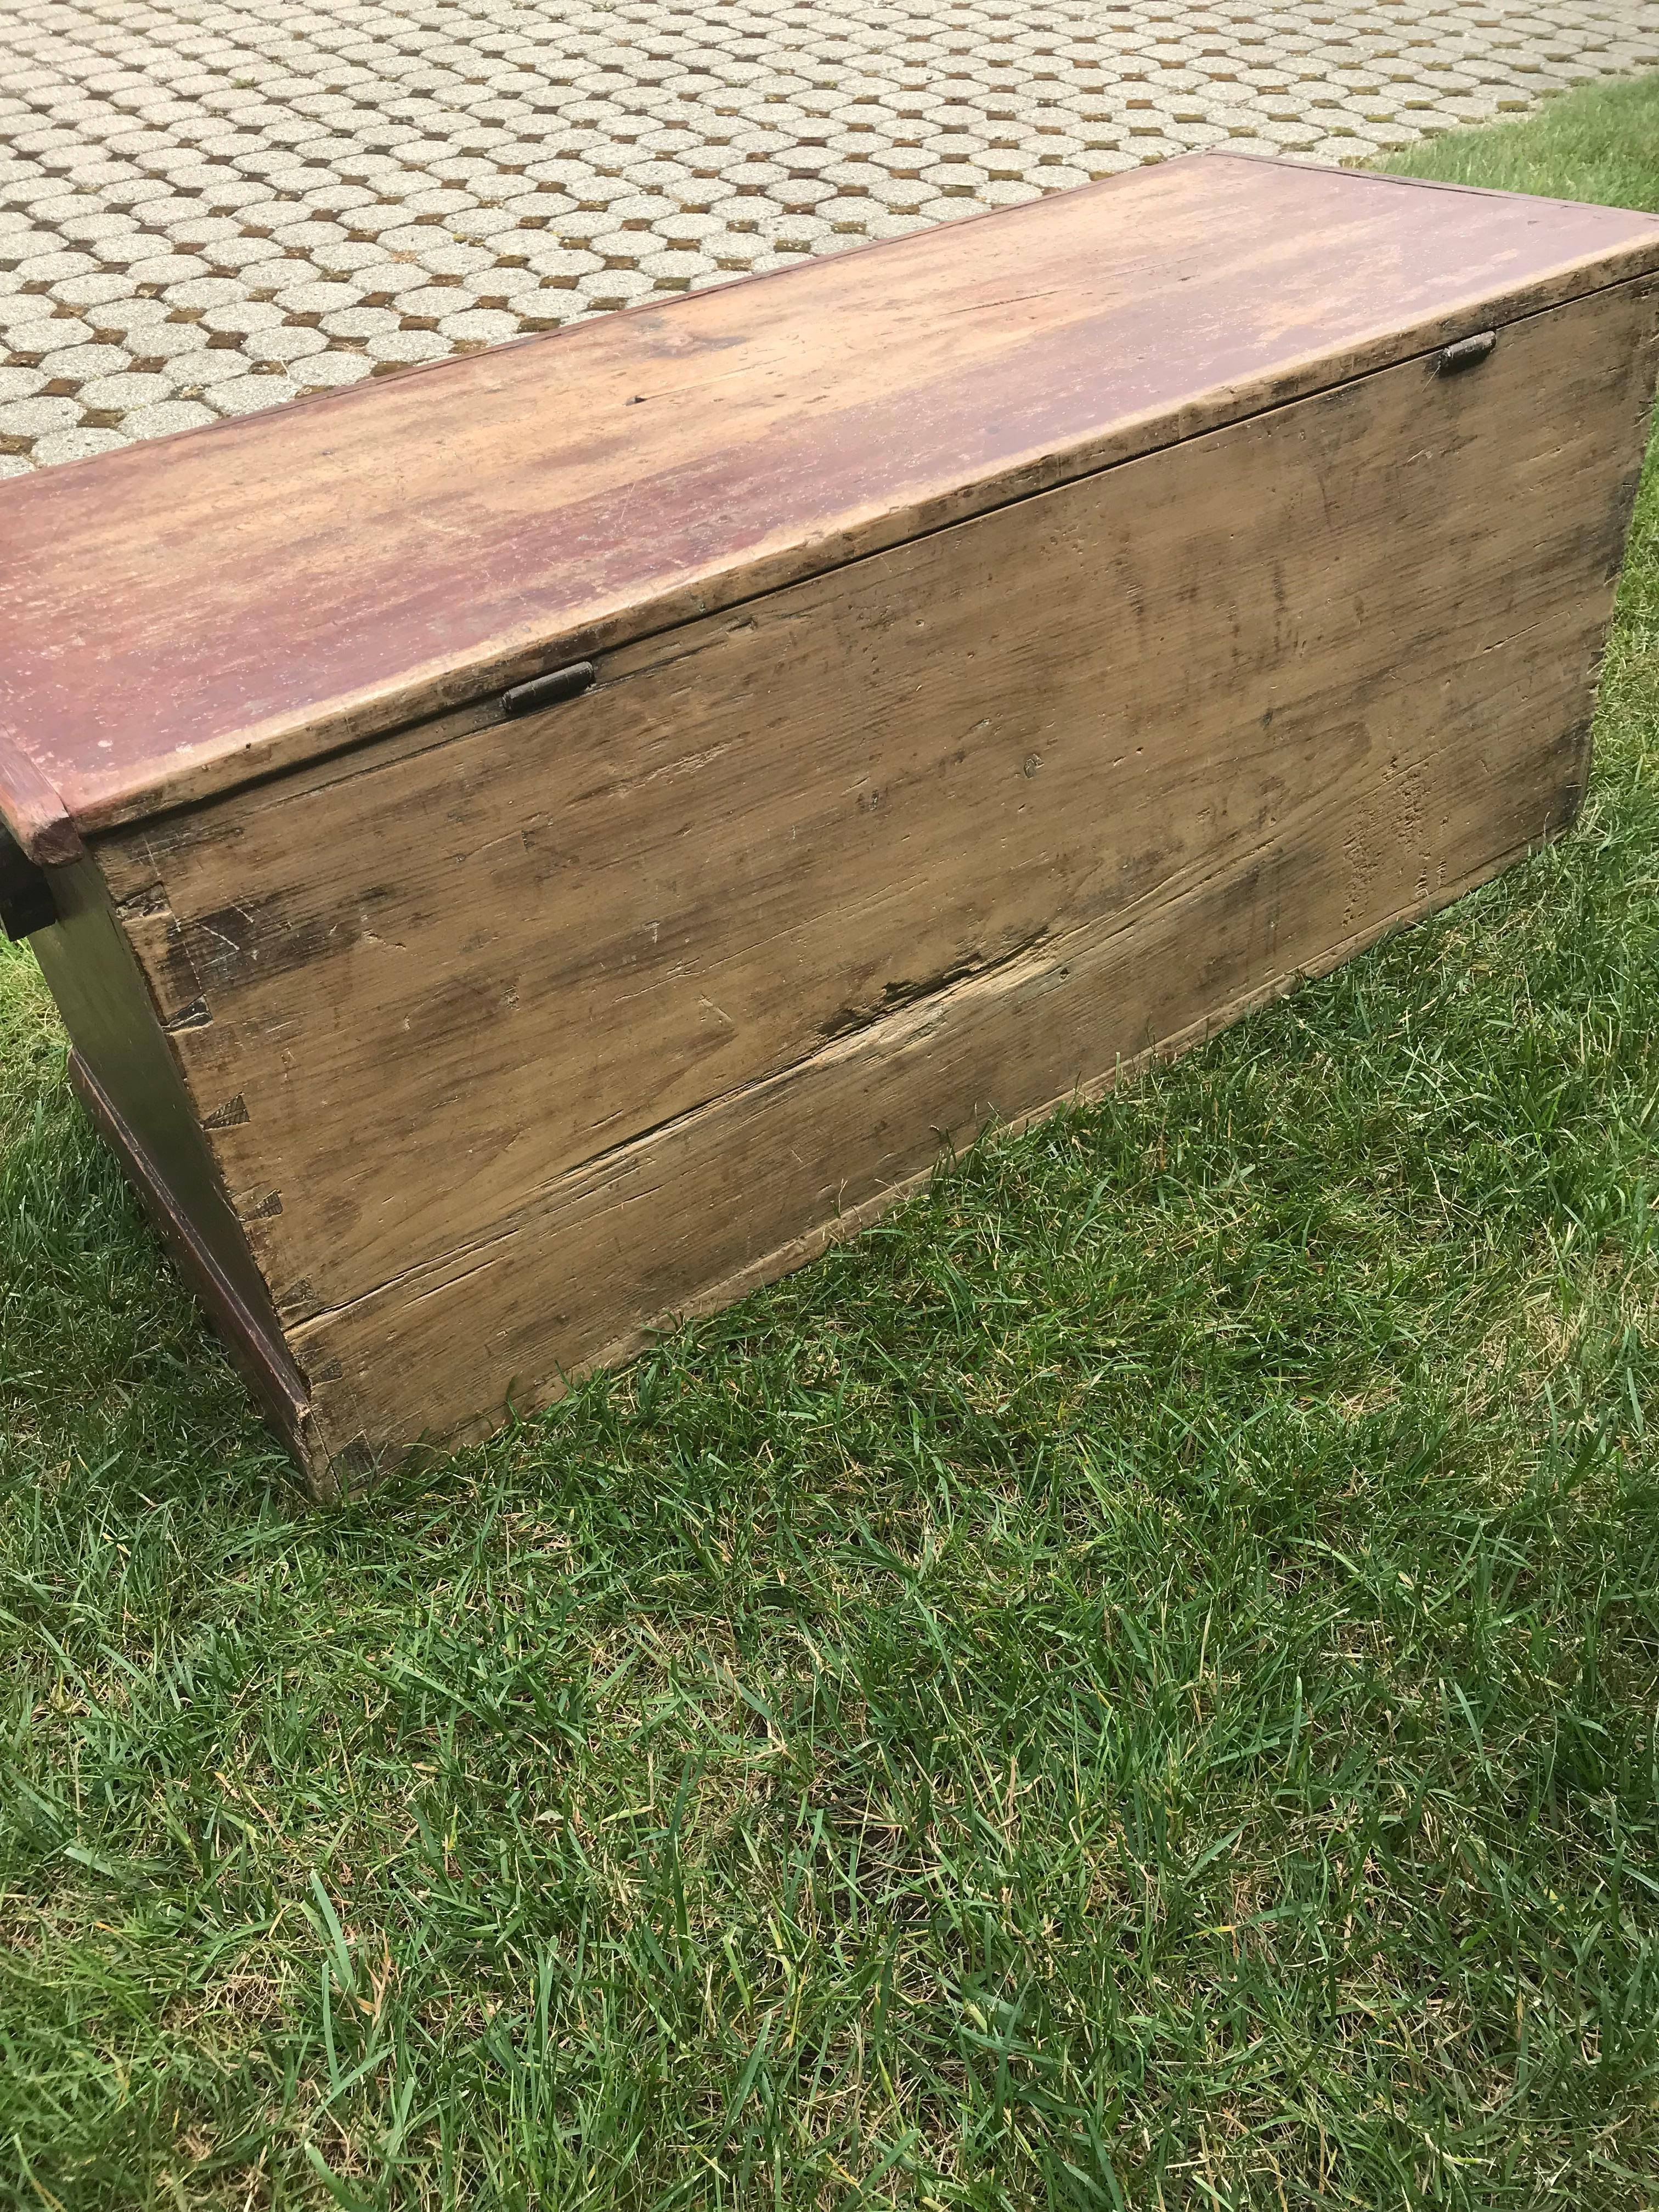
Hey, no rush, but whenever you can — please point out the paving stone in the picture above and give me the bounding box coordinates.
[117,397,215,437]
[39,340,127,379]
[271,276,363,315]
[0,392,81,435]
[436,305,521,341]
[291,348,375,387]
[200,367,293,411]
[365,326,451,363]
[198,235,289,272]
[321,303,400,338]
[244,325,331,364]
[1,0,1652,467]
[126,321,212,360]
[415,240,497,276]
[2,313,91,357]
[202,299,286,334]
[31,423,126,463]
[576,267,659,304]
[76,369,173,409]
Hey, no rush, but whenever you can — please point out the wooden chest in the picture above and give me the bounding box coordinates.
[4,154,1657,1498]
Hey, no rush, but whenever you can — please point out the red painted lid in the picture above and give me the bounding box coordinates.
[3,151,1657,860]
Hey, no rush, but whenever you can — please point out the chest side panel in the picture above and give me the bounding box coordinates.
[111,275,1656,1437]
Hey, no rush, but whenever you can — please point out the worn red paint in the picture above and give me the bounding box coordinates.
[2,153,1657,859]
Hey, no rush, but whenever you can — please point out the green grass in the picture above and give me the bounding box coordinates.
[1377,71,1659,212]
[5,77,1659,2212]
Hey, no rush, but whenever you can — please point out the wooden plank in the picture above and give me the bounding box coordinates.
[29,855,289,1330]
[96,274,1655,1469]
[285,766,1564,1459]
[0,737,82,866]
[4,155,1659,855]
[26,856,319,1476]
[66,1053,324,1488]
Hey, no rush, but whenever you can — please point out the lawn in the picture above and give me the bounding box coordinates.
[4,74,1659,2212]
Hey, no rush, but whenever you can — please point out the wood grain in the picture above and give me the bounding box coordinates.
[4,155,1658,857]
[27,857,315,1471]
[92,274,1655,1474]
[286,786,1561,1459]
[67,1052,320,1483]
[30,855,286,1327]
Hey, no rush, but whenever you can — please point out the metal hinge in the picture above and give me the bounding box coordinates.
[501,659,596,718]
[1435,330,1497,377]
[1,824,57,941]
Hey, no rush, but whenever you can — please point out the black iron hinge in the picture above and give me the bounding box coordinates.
[1435,330,1497,377]
[501,659,596,718]
[1,824,57,941]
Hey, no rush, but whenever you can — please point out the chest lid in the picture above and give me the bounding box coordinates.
[3,150,1658,862]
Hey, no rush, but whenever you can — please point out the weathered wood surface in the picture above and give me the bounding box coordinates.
[26,854,312,1443]
[3,155,1659,858]
[67,1052,317,1469]
[93,274,1656,1480]
[27,855,280,1325]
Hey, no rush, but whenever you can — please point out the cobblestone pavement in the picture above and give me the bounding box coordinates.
[1,1,1654,473]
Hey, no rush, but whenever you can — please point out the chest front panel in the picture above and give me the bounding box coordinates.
[85,275,1653,1468]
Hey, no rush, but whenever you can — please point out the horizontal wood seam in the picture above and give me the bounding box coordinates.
[289,821,1555,1409]
[577,825,1554,1375]
[283,783,1558,1350]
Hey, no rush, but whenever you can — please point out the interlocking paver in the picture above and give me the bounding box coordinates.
[0,1,1654,470]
